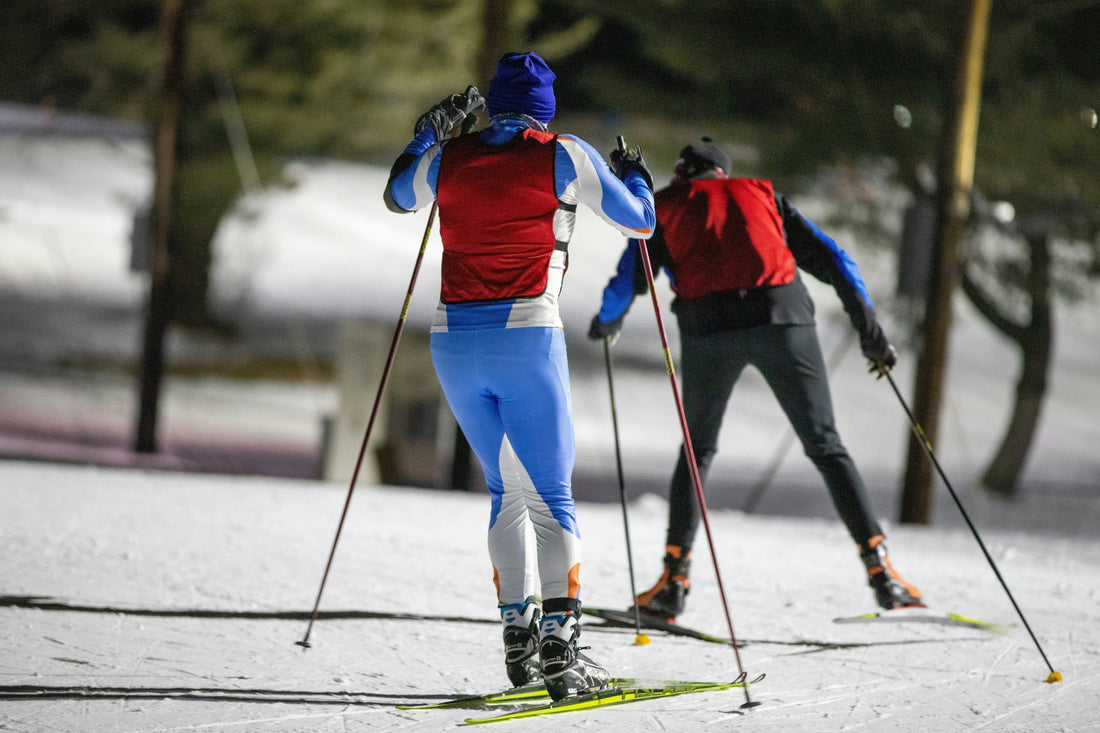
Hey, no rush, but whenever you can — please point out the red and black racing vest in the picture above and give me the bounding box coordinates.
[435,129,559,304]
[656,178,795,297]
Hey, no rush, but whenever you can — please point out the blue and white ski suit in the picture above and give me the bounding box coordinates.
[385,116,654,605]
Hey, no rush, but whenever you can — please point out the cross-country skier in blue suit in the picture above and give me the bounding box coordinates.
[384,52,654,700]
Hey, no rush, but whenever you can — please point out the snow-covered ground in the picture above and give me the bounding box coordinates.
[2,123,1100,730]
[3,459,1099,732]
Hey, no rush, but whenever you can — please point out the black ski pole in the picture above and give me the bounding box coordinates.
[618,135,758,707]
[296,201,437,650]
[602,336,650,646]
[881,367,1061,683]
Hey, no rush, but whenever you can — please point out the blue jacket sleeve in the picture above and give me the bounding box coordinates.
[383,127,441,213]
[597,239,643,323]
[595,228,672,324]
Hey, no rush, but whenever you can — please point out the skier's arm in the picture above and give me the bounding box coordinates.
[384,88,483,213]
[594,239,642,328]
[554,135,655,238]
[383,128,443,214]
[589,228,670,340]
[778,193,894,364]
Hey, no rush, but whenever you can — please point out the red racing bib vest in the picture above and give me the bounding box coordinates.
[657,178,795,297]
[436,129,559,304]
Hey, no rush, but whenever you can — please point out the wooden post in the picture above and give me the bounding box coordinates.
[899,0,992,523]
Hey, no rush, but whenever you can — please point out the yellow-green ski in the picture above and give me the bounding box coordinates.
[459,675,765,725]
[399,673,763,711]
[833,607,1011,633]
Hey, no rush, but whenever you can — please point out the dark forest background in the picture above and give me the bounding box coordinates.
[2,0,1097,502]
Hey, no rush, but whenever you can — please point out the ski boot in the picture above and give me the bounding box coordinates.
[500,596,542,687]
[633,546,691,621]
[860,535,925,609]
[538,598,610,701]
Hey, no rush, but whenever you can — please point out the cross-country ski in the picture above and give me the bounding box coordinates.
[400,673,765,712]
[833,606,1011,633]
[459,676,765,725]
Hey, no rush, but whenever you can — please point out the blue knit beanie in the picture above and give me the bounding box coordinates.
[486,52,556,123]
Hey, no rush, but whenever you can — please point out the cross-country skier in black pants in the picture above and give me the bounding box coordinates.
[588,137,925,620]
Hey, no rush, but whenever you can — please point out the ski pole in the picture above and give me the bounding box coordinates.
[296,91,483,650]
[618,136,758,707]
[882,367,1061,683]
[296,201,437,650]
[602,336,650,646]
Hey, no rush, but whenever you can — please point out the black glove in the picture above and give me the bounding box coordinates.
[588,314,624,345]
[862,329,898,379]
[610,144,654,190]
[414,85,485,141]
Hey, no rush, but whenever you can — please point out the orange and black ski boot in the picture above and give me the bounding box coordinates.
[860,535,925,609]
[633,546,691,621]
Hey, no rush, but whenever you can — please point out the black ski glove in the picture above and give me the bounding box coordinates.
[610,144,654,190]
[588,314,624,346]
[414,85,485,141]
[861,327,898,379]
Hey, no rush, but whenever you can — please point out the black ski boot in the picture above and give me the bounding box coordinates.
[634,546,691,621]
[538,598,610,701]
[860,536,925,609]
[500,596,541,687]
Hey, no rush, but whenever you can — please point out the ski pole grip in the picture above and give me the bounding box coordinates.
[616,135,626,153]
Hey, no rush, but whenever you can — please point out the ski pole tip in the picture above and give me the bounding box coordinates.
[1046,671,1063,683]
[740,700,762,709]
[633,633,651,646]
[295,639,312,650]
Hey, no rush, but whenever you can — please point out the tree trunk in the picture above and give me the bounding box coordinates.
[899,0,992,524]
[983,229,1053,494]
[135,0,189,453]
[477,0,513,90]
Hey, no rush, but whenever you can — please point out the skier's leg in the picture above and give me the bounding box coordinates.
[756,325,923,608]
[637,330,747,618]
[754,324,883,542]
[488,327,582,603]
[476,327,608,698]
[667,330,747,551]
[432,331,551,686]
[430,331,535,605]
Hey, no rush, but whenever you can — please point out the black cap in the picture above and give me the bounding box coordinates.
[678,137,732,178]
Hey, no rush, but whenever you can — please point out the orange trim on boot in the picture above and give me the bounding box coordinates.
[861,535,923,603]
[666,545,691,587]
[882,555,923,601]
[861,535,885,552]
[635,567,670,608]
[636,547,692,607]
[861,535,885,580]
